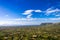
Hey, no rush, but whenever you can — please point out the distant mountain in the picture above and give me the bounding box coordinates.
[40,23,53,26]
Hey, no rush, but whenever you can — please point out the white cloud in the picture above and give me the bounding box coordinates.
[46,8,60,15]
[27,14,32,18]
[0,18,41,26]
[23,10,34,15]
[47,18,60,20]
[22,8,60,18]
[7,18,60,22]
[55,15,60,16]
[22,10,42,18]
[7,18,41,21]
[23,10,42,15]
[35,10,42,13]
[1,18,60,26]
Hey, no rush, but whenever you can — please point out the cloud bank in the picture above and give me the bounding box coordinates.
[0,18,60,26]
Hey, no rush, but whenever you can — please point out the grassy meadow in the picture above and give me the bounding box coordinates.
[0,23,60,40]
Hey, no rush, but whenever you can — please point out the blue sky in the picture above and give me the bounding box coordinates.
[0,0,60,25]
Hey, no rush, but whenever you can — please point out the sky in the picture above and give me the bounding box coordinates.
[0,0,60,25]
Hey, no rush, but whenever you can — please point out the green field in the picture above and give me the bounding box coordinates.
[0,23,60,40]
